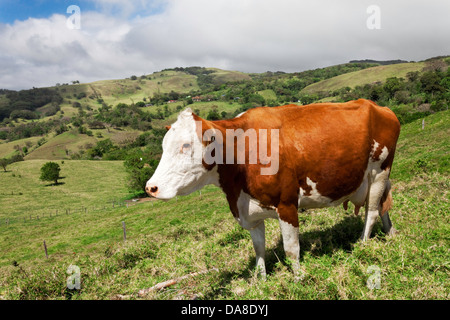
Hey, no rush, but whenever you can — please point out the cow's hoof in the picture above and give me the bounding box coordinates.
[387,228,399,237]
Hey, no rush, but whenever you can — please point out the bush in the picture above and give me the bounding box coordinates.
[123,149,158,193]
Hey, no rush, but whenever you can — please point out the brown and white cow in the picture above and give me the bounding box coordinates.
[146,99,401,279]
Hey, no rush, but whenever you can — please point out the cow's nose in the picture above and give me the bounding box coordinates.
[145,185,158,196]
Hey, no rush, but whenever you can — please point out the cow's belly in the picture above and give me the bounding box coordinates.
[298,175,369,209]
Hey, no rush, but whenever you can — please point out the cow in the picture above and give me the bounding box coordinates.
[145,99,401,279]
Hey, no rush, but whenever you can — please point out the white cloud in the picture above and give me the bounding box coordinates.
[0,0,449,90]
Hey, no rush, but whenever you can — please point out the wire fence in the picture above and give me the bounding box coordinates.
[0,198,152,228]
[0,192,198,229]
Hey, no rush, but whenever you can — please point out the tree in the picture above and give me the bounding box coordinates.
[206,105,221,120]
[420,71,445,94]
[40,162,61,185]
[383,77,404,99]
[0,158,9,172]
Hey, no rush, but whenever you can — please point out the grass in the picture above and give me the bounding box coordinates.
[0,159,129,221]
[391,110,449,181]
[301,61,426,94]
[0,110,448,300]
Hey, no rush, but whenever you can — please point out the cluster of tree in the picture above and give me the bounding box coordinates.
[200,62,380,107]
[93,103,155,131]
[349,59,408,65]
[0,118,70,141]
[0,87,63,121]
[332,64,449,124]
[149,91,183,105]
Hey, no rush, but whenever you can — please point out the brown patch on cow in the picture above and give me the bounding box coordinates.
[299,179,313,197]
[277,202,299,228]
[370,141,384,162]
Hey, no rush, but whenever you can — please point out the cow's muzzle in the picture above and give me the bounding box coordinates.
[145,185,158,197]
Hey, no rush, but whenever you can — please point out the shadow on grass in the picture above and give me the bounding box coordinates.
[206,214,385,297]
[43,176,66,186]
[44,181,66,186]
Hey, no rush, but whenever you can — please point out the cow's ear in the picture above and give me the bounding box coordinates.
[165,125,171,131]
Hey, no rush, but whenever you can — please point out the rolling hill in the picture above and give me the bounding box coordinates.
[301,61,426,94]
[0,56,448,163]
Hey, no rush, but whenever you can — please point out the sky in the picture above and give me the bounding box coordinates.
[0,0,449,90]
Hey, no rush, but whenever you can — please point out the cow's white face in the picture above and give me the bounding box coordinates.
[145,108,218,199]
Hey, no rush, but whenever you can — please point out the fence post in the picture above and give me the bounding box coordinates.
[122,221,127,242]
[422,119,425,130]
[43,240,48,259]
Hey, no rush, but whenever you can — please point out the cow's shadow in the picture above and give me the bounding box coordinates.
[209,214,384,295]
[265,215,370,273]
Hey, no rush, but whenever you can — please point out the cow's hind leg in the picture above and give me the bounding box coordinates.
[380,184,398,237]
[361,169,391,241]
[277,204,303,281]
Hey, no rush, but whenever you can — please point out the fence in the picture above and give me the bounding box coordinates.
[0,198,146,228]
[0,191,201,228]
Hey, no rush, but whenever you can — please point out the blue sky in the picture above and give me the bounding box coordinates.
[0,0,91,24]
[0,0,449,90]
[0,0,165,24]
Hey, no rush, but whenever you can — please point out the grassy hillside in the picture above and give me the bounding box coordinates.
[0,110,448,300]
[54,68,250,112]
[0,160,129,221]
[301,61,426,94]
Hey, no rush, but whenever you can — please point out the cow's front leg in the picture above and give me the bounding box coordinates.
[249,221,266,279]
[277,204,302,281]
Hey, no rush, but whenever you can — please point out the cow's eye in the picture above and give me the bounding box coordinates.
[183,143,191,149]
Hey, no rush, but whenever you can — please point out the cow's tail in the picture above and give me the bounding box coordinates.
[380,180,393,217]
